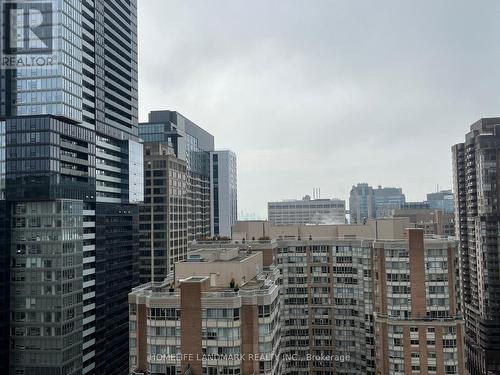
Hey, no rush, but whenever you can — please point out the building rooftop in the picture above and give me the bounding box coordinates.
[130,246,280,300]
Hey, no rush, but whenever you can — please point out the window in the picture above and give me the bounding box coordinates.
[443,339,456,348]
[445,365,457,374]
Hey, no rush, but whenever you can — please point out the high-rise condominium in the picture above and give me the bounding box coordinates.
[0,1,142,374]
[233,220,465,374]
[452,118,500,375]
[373,229,464,375]
[139,141,188,283]
[268,195,346,225]
[210,149,237,237]
[138,111,214,282]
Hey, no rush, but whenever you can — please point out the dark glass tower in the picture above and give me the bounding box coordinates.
[0,119,8,372]
[0,1,142,374]
[452,118,500,375]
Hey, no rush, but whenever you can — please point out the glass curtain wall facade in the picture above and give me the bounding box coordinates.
[210,150,237,238]
[349,183,375,224]
[0,119,8,370]
[0,0,142,374]
[10,200,84,374]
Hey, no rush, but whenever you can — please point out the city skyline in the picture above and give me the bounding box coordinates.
[0,1,497,374]
[137,0,500,216]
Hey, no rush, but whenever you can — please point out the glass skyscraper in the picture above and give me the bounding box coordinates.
[210,149,237,237]
[0,1,142,374]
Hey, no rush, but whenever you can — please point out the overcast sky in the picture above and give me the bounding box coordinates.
[138,0,500,218]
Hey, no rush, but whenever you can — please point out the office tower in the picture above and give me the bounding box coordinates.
[139,111,214,242]
[350,183,406,223]
[427,189,455,214]
[373,185,406,218]
[267,195,346,225]
[210,149,237,237]
[139,142,188,283]
[129,247,281,375]
[373,228,464,375]
[0,1,142,374]
[349,183,375,223]
[452,118,500,375]
[392,203,455,237]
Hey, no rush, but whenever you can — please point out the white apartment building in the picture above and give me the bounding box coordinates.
[268,196,346,226]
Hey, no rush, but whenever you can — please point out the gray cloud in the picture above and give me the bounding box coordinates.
[138,0,500,217]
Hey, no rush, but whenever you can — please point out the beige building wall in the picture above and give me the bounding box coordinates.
[232,217,413,241]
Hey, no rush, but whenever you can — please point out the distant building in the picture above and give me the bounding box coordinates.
[349,183,405,223]
[373,185,406,218]
[268,195,346,225]
[210,150,238,237]
[129,247,281,375]
[402,201,431,210]
[349,183,375,223]
[392,204,455,237]
[427,189,454,213]
[239,211,265,221]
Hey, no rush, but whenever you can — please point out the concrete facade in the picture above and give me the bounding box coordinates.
[268,196,346,225]
[139,142,189,283]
